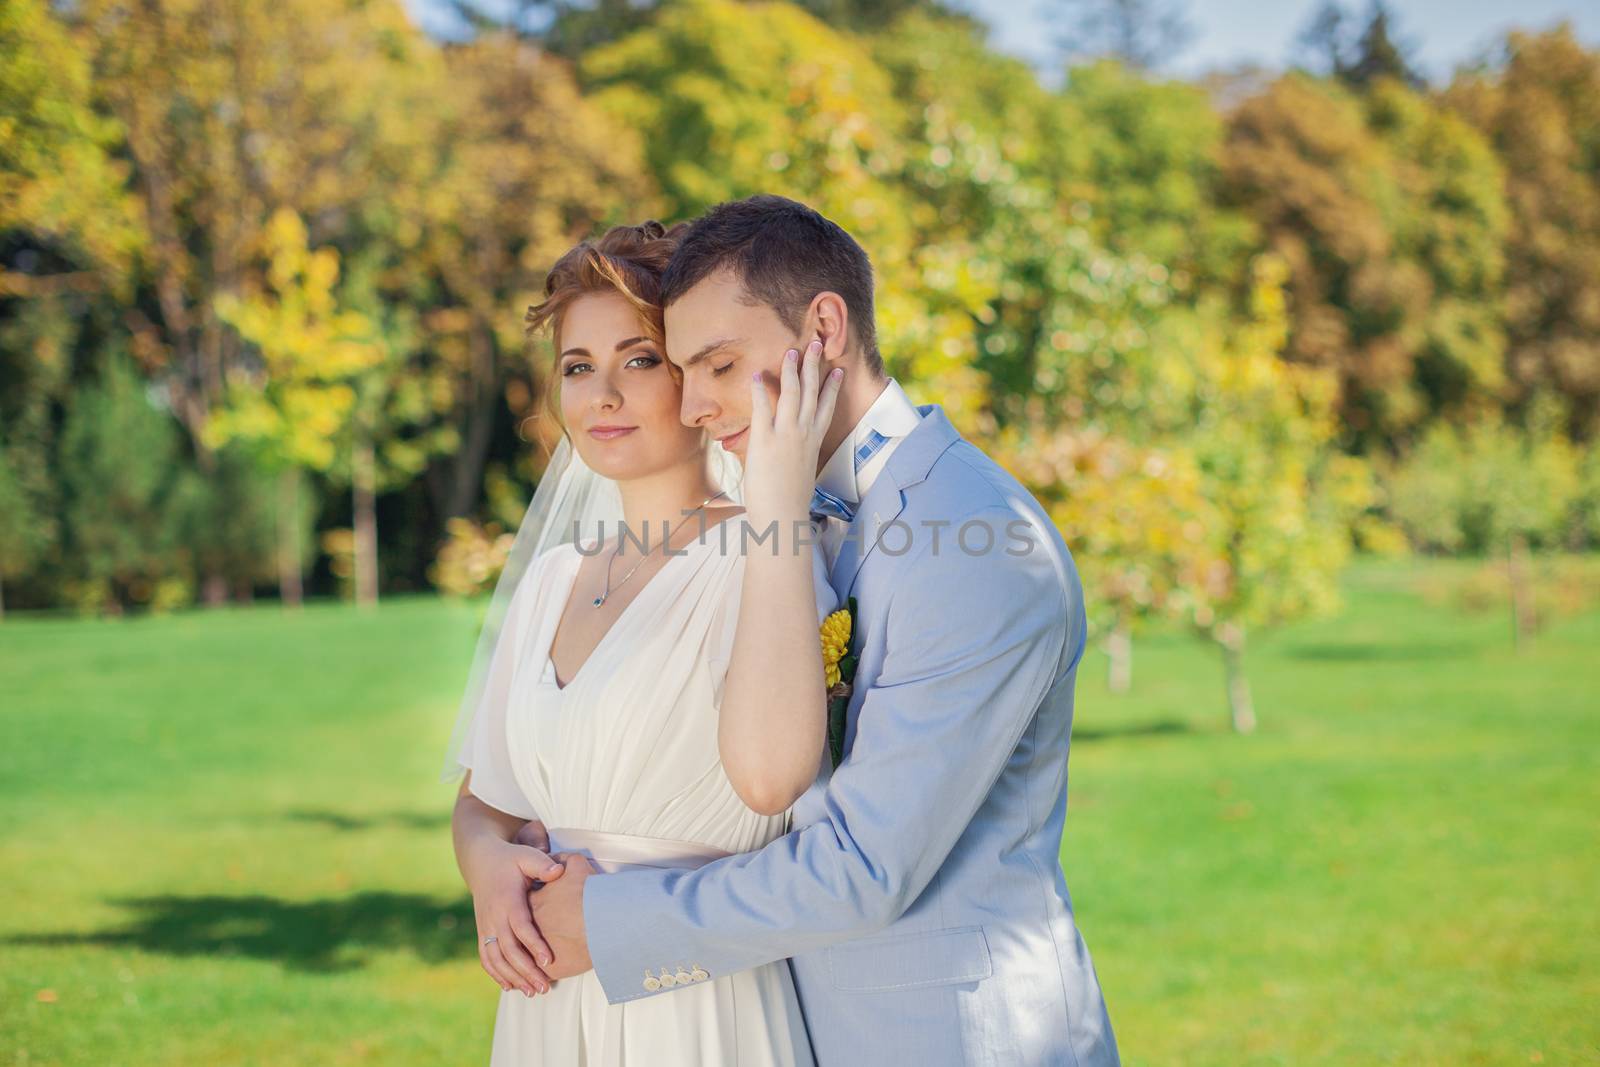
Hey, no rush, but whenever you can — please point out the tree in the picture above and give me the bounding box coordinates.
[1057,58,1255,291]
[56,352,185,613]
[2,0,148,611]
[1363,78,1509,427]
[1221,72,1507,446]
[0,0,143,289]
[869,9,1082,423]
[868,12,1354,704]
[210,210,453,607]
[447,0,657,57]
[1222,73,1412,444]
[790,0,966,31]
[1296,1,1424,90]
[988,241,1366,721]
[1296,2,1348,77]
[0,429,48,620]
[1345,1,1421,89]
[971,179,1219,691]
[1386,402,1580,646]
[166,446,282,604]
[1182,256,1371,730]
[581,0,974,407]
[998,427,1220,693]
[1048,0,1195,74]
[419,33,654,524]
[1573,443,1600,550]
[1445,26,1600,439]
[447,0,966,56]
[581,0,908,236]
[72,0,449,465]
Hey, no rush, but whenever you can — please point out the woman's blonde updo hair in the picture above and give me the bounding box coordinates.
[524,219,688,447]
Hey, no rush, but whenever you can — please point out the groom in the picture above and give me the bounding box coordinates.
[529,194,1119,1065]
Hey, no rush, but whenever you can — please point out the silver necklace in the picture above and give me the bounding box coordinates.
[593,489,728,608]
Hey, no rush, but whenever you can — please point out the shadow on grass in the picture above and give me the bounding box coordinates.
[1,891,475,972]
[1073,718,1191,742]
[1285,640,1476,662]
[279,808,452,832]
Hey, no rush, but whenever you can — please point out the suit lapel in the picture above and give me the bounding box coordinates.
[827,403,962,600]
[827,475,904,603]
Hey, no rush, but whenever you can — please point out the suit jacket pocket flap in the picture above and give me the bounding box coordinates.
[827,925,992,993]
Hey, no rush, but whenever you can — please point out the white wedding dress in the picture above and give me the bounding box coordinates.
[457,518,830,1066]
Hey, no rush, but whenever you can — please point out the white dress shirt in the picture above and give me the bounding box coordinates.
[813,377,924,569]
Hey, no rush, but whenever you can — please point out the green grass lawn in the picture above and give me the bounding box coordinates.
[2,558,1595,1065]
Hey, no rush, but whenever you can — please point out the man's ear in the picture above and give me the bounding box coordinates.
[806,291,851,362]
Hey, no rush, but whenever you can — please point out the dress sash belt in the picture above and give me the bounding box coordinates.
[544,827,733,874]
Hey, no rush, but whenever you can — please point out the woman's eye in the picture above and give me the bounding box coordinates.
[710,361,734,378]
[560,361,591,377]
[627,352,662,369]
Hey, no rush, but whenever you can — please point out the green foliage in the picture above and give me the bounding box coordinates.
[425,33,654,350]
[1221,71,1509,444]
[0,0,143,284]
[1386,406,1582,554]
[166,447,285,598]
[70,0,465,466]
[1001,426,1219,643]
[1181,257,1370,637]
[209,209,453,490]
[1058,59,1254,289]
[428,517,513,597]
[2,0,1598,614]
[994,247,1370,726]
[418,34,656,516]
[0,429,47,593]
[1574,445,1600,548]
[1364,78,1508,416]
[582,0,906,229]
[210,210,387,473]
[1445,25,1600,437]
[581,2,1013,419]
[868,10,1075,418]
[55,352,185,611]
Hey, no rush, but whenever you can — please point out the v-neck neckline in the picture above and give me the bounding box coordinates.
[542,518,733,693]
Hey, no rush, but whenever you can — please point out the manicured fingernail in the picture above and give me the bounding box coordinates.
[830,368,843,380]
[544,864,563,877]
[538,953,551,966]
[752,371,762,381]
[808,339,823,353]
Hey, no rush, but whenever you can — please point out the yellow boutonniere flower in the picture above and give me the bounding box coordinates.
[820,608,852,690]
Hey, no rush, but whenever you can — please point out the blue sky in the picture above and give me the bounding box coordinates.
[406,0,1600,84]
[969,1,1600,82]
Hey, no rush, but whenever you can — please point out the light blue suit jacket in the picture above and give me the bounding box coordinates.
[584,404,1119,1065]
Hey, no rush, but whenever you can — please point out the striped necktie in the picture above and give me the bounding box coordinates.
[808,428,891,525]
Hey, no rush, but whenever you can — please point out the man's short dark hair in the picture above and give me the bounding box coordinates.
[661,194,883,375]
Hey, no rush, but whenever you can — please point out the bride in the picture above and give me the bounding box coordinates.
[441,219,843,1065]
